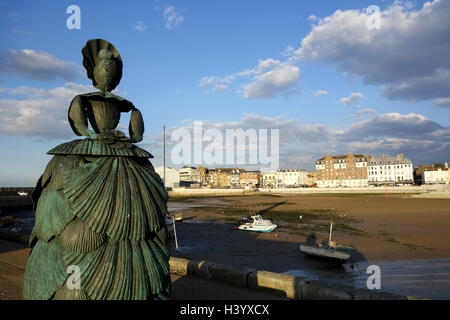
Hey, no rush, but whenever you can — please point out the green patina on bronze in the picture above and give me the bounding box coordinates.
[23,39,171,300]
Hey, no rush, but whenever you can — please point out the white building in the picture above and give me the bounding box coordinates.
[262,172,278,188]
[367,154,414,185]
[179,166,201,185]
[423,168,450,184]
[277,169,310,187]
[155,167,180,188]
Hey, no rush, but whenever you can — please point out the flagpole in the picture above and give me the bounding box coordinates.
[173,217,179,251]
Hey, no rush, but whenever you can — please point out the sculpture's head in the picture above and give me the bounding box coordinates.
[82,39,123,92]
[93,49,121,92]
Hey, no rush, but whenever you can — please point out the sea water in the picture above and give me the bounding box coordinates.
[286,258,450,299]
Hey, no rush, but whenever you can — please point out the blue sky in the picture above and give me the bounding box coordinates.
[1,0,450,186]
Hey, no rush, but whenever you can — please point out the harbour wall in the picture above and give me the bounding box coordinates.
[0,196,33,213]
[0,188,34,213]
[169,257,417,300]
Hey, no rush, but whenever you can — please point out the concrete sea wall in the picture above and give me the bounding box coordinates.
[169,257,416,300]
[0,196,33,213]
[0,188,34,213]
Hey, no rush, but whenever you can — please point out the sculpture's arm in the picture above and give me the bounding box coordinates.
[128,107,144,143]
[68,95,97,139]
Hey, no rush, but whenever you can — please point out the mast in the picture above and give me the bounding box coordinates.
[329,221,334,244]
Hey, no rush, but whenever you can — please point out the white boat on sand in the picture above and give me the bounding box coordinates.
[238,215,277,233]
[299,222,354,262]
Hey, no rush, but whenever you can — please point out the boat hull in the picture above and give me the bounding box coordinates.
[299,244,352,262]
[238,225,277,233]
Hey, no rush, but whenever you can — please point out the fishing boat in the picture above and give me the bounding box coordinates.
[299,222,354,262]
[238,215,277,233]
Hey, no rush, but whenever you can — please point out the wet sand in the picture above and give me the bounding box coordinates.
[168,193,450,298]
[169,193,450,263]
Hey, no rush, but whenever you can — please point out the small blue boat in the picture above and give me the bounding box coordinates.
[238,215,277,233]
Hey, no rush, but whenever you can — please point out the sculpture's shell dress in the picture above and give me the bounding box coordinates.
[23,93,170,300]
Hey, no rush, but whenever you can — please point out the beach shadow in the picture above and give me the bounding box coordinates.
[348,249,367,263]
[305,231,318,245]
[171,273,286,300]
[259,201,287,216]
[0,234,29,255]
[178,216,196,222]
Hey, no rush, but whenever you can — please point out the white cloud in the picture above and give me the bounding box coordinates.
[199,76,217,87]
[294,0,450,101]
[433,97,450,107]
[0,49,80,81]
[339,113,442,141]
[340,92,364,106]
[312,89,328,99]
[163,6,184,30]
[200,58,301,99]
[241,63,300,99]
[307,14,318,22]
[212,84,228,92]
[0,82,92,139]
[281,45,295,57]
[353,108,376,120]
[144,112,450,170]
[135,21,148,32]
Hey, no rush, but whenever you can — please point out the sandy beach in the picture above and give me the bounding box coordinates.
[168,192,450,264]
[166,192,450,298]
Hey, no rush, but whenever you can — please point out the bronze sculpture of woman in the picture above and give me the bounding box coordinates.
[23,39,171,300]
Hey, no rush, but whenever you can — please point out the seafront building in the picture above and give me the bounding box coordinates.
[155,166,180,188]
[278,169,310,187]
[239,170,261,188]
[315,153,370,187]
[421,163,450,184]
[179,166,200,186]
[367,154,414,185]
[308,172,317,187]
[230,168,242,188]
[262,172,278,188]
[262,169,315,188]
[158,152,419,189]
[204,168,244,188]
[207,168,232,188]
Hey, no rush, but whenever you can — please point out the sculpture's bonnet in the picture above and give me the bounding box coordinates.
[82,39,123,91]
